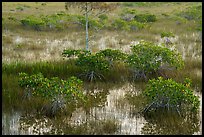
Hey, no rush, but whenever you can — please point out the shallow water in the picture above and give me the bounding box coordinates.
[2,83,202,135]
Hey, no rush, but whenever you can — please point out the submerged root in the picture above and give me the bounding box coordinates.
[41,96,66,117]
[79,71,105,82]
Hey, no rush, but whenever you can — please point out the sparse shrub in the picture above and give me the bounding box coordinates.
[178,5,202,21]
[98,14,108,26]
[128,20,145,31]
[161,31,175,38]
[98,14,108,22]
[143,77,200,115]
[72,14,103,30]
[18,72,85,117]
[161,13,169,17]
[112,18,146,31]
[134,14,157,23]
[18,72,84,101]
[62,49,127,82]
[126,41,184,81]
[121,8,137,16]
[41,2,47,6]
[96,49,127,66]
[123,2,135,7]
[20,13,104,31]
[177,5,202,31]
[123,2,163,7]
[8,16,18,22]
[62,49,109,82]
[16,6,24,11]
[111,18,129,30]
[20,16,46,31]
[120,8,137,21]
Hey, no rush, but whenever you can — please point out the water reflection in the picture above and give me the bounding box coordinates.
[2,110,25,135]
[2,83,202,135]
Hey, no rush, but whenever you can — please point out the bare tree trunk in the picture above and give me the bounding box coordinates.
[85,2,89,52]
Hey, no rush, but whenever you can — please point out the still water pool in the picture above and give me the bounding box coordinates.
[2,83,202,135]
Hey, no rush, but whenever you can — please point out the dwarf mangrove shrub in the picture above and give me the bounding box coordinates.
[62,49,127,81]
[178,5,202,21]
[128,20,145,31]
[123,2,164,7]
[143,77,200,115]
[120,8,137,21]
[126,41,184,80]
[111,18,145,31]
[21,15,46,31]
[20,12,104,31]
[161,31,175,38]
[96,49,127,66]
[98,14,108,25]
[18,72,85,102]
[21,13,70,31]
[111,18,129,30]
[62,49,109,82]
[74,14,103,30]
[177,4,202,31]
[18,72,87,117]
[98,14,108,21]
[8,16,18,22]
[16,6,24,11]
[134,13,157,23]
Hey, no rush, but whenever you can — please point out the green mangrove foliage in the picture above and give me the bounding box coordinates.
[62,49,127,82]
[178,5,202,21]
[111,18,129,30]
[98,14,108,25]
[62,49,108,81]
[62,41,184,82]
[142,77,200,115]
[160,31,175,38]
[21,15,46,31]
[111,18,145,31]
[19,10,154,31]
[126,41,184,80]
[18,72,85,102]
[123,2,164,7]
[134,13,157,23]
[18,72,86,117]
[20,12,104,31]
[96,49,127,66]
[177,4,202,31]
[114,8,156,31]
[20,11,107,31]
[120,7,157,23]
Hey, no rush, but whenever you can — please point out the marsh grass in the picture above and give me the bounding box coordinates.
[161,58,202,90]
[125,93,148,114]
[2,73,24,111]
[2,60,82,79]
[2,35,13,44]
[141,109,200,135]
[105,62,130,82]
[2,60,131,83]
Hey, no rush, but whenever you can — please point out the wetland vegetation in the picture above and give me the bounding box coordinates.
[2,2,202,135]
